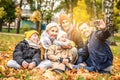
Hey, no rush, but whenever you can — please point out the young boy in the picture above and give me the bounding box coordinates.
[7,30,41,70]
[47,31,75,73]
[74,20,113,74]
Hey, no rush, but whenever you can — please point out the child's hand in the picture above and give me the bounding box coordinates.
[61,45,70,49]
[28,62,35,70]
[62,59,69,64]
[22,61,29,69]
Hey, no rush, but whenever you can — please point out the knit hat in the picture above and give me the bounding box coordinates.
[59,14,70,26]
[46,22,59,31]
[57,31,67,40]
[24,30,39,39]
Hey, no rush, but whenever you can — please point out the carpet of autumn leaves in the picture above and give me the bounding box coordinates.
[0,33,120,80]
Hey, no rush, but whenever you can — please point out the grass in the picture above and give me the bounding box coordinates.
[2,28,25,34]
[0,33,120,80]
[0,33,24,51]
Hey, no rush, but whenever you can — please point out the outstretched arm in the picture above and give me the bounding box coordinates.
[96,20,111,40]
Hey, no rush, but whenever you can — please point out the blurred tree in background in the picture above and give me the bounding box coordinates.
[0,0,120,35]
[30,10,41,33]
[114,0,120,33]
[0,0,15,32]
[73,0,90,25]
[0,7,6,32]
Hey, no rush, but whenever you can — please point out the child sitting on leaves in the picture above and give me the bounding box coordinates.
[47,31,75,73]
[7,30,41,70]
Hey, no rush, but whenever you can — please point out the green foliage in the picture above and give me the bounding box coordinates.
[116,0,120,9]
[0,73,5,79]
[22,25,30,32]
[115,24,120,33]
[0,0,16,23]
[114,35,120,42]
[114,0,120,33]
[0,7,6,19]
[76,77,84,80]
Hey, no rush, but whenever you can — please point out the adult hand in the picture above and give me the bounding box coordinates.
[22,61,29,69]
[28,62,35,70]
[79,62,87,67]
[97,20,106,30]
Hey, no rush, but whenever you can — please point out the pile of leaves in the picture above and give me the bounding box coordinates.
[0,33,120,80]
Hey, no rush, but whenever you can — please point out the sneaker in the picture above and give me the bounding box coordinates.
[73,64,83,69]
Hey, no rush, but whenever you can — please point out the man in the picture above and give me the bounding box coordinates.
[74,20,113,74]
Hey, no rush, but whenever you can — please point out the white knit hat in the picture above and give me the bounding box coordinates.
[46,22,59,31]
[57,30,67,40]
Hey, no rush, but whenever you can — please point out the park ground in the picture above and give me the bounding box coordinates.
[0,32,120,80]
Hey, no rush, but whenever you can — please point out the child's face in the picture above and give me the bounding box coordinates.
[61,20,70,32]
[47,26,59,40]
[29,33,39,44]
[59,34,67,42]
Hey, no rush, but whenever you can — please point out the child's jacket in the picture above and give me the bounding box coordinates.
[13,40,41,66]
[47,44,73,71]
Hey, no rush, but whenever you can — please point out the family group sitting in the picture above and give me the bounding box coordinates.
[7,14,113,74]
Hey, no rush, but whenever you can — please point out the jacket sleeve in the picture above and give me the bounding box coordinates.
[13,42,25,65]
[40,37,51,49]
[47,45,60,62]
[96,29,111,40]
[32,49,41,66]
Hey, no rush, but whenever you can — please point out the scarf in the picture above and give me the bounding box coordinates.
[25,39,40,49]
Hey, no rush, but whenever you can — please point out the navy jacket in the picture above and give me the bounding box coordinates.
[77,29,113,72]
[13,40,41,66]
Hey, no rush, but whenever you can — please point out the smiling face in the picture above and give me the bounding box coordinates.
[29,33,39,44]
[80,24,92,38]
[61,20,70,32]
[47,26,59,40]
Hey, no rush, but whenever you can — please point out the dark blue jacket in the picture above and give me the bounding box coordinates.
[77,29,113,72]
[13,40,41,66]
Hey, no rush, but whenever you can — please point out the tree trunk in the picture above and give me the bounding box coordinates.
[16,0,23,34]
[16,18,21,34]
[8,22,11,32]
[105,0,116,45]
[0,19,3,32]
[93,0,97,19]
[36,21,41,34]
